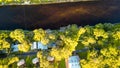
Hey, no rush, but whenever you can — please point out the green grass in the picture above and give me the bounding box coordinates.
[58,59,66,68]
[75,42,88,59]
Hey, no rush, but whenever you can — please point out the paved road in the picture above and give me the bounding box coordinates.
[17,47,89,57]
[17,51,37,57]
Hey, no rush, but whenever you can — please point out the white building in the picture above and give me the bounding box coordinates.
[31,42,48,50]
[31,42,37,50]
[66,55,81,68]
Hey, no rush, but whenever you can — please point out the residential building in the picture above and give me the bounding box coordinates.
[66,55,81,68]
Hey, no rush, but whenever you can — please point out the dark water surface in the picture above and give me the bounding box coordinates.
[0,1,120,30]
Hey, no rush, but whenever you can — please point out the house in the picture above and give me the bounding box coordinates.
[38,42,48,50]
[31,42,38,50]
[32,58,39,64]
[66,55,81,68]
[47,56,54,62]
[11,44,19,52]
[17,59,25,67]
[31,42,48,50]
[32,57,40,67]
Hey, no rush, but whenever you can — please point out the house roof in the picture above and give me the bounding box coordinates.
[47,56,54,61]
[68,55,81,68]
[68,55,80,63]
[31,42,48,50]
